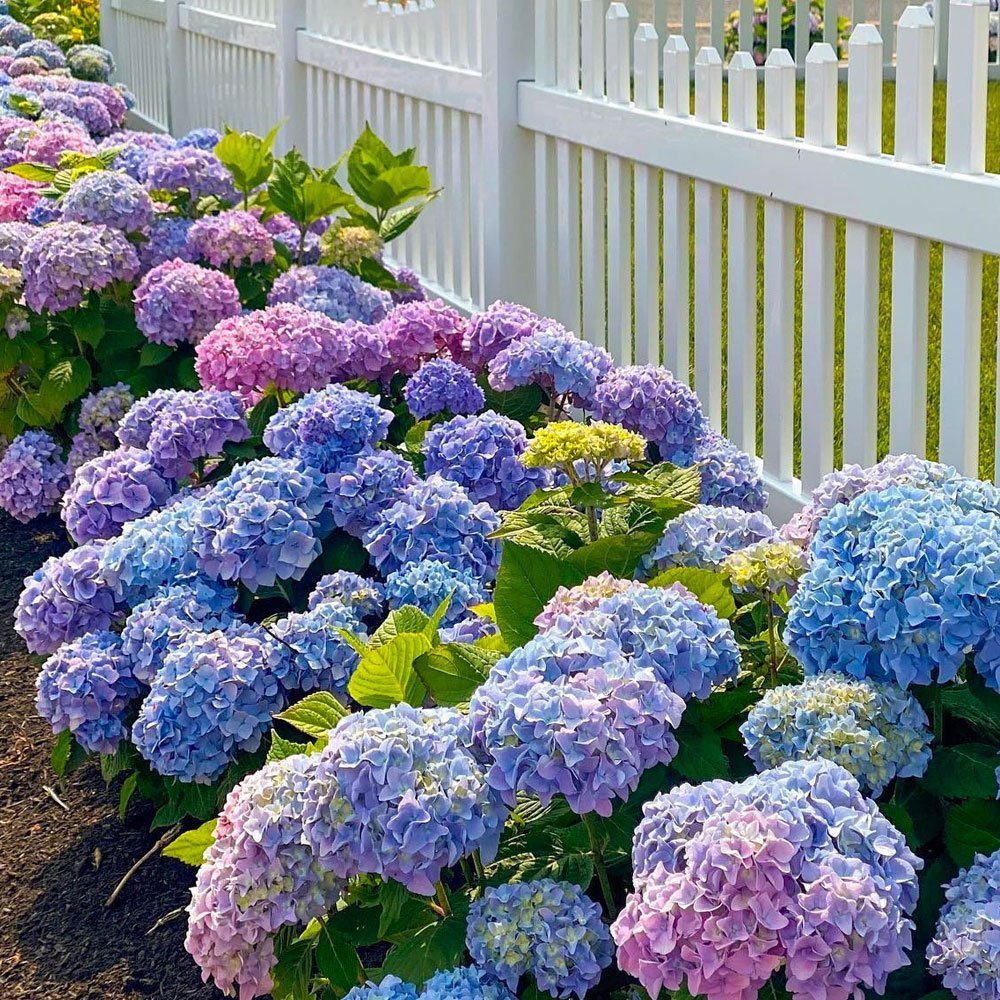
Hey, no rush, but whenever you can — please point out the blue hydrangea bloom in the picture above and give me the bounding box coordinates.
[176,127,221,150]
[421,968,516,1000]
[785,484,1000,689]
[268,601,365,694]
[641,504,778,574]
[268,264,392,325]
[141,215,196,269]
[741,675,932,796]
[302,705,508,895]
[264,386,394,475]
[424,410,548,511]
[120,578,238,684]
[327,450,419,539]
[439,615,499,645]
[191,458,331,591]
[132,624,285,782]
[364,475,501,582]
[404,358,485,420]
[467,880,614,999]
[0,428,68,523]
[689,428,767,512]
[61,170,154,232]
[384,559,488,625]
[36,630,140,755]
[344,979,417,1000]
[308,570,385,620]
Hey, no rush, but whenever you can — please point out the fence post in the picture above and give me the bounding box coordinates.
[98,0,120,77]
[275,0,308,154]
[164,0,189,135]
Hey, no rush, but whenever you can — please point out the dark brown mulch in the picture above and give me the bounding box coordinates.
[0,512,217,1000]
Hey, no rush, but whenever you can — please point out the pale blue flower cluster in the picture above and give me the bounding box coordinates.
[61,169,153,232]
[467,880,613,999]
[641,504,778,573]
[132,625,284,782]
[384,559,488,625]
[927,849,1000,1000]
[741,675,933,796]
[345,979,417,1000]
[268,600,364,694]
[191,457,330,591]
[404,358,485,420]
[308,570,385,620]
[439,615,499,645]
[785,485,1000,689]
[690,429,767,512]
[424,411,548,511]
[264,385,394,475]
[35,630,140,754]
[420,968,515,1000]
[301,705,507,895]
[327,450,419,538]
[365,474,501,582]
[268,264,392,325]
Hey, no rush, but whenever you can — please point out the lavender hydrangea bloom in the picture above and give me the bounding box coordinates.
[61,446,175,543]
[542,582,741,701]
[141,216,195,270]
[117,389,181,449]
[185,755,343,1000]
[462,300,546,371]
[61,170,154,231]
[0,429,67,522]
[378,299,467,375]
[15,39,65,69]
[390,266,425,305]
[488,326,614,408]
[15,541,120,654]
[690,428,767,512]
[120,577,238,684]
[186,209,275,269]
[132,624,285,782]
[439,615,500,645]
[384,559,488,625]
[0,20,31,46]
[0,219,34,267]
[269,600,364,694]
[327,450,419,539]
[145,146,235,203]
[613,759,922,1000]
[927,850,1000,1000]
[642,504,779,573]
[302,705,508,895]
[191,457,330,591]
[365,474,501,582]
[334,320,394,383]
[741,675,932,795]
[424,410,548,511]
[134,259,241,346]
[467,880,613,999]
[534,572,638,631]
[404,358,485,419]
[591,365,708,463]
[267,264,391,324]
[264,385,394,475]
[469,630,685,816]
[36,631,139,755]
[786,484,1000,689]
[21,222,140,313]
[144,389,249,479]
[421,968,516,1000]
[308,571,385,619]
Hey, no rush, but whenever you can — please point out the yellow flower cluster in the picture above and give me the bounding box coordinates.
[319,223,384,271]
[723,539,808,594]
[522,420,646,473]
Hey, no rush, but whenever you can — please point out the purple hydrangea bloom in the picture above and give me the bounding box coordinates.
[191,457,330,591]
[927,849,1000,1000]
[301,704,508,895]
[308,570,385,619]
[15,540,120,654]
[690,428,767,512]
[467,880,614,998]
[132,624,285,782]
[25,197,60,226]
[269,600,364,694]
[404,358,485,420]
[61,446,175,543]
[462,300,545,372]
[117,388,181,449]
[36,630,140,755]
[262,212,323,264]
[0,20,32,46]
[186,209,275,270]
[424,410,548,511]
[263,385,394,475]
[134,259,241,346]
[642,504,779,573]
[176,127,221,150]
[439,614,500,644]
[592,365,708,464]
[613,759,922,1000]
[120,577,238,684]
[488,325,614,408]
[334,319,393,383]
[61,170,154,231]
[145,146,235,203]
[364,474,501,582]
[327,450,419,539]
[534,572,638,631]
[102,133,171,181]
[384,559,488,625]
[144,389,249,479]
[185,755,343,1000]
[390,265,425,305]
[267,264,391,325]
[377,299,467,375]
[21,222,140,313]
[40,90,113,136]
[0,219,34,267]
[140,215,196,270]
[0,429,67,522]
[15,39,65,69]
[421,968,516,1000]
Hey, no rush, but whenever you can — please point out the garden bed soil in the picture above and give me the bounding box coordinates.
[0,512,217,1000]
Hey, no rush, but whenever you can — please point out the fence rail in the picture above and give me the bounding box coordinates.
[102,0,1000,520]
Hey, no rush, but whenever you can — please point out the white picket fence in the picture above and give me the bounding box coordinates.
[101,0,1000,520]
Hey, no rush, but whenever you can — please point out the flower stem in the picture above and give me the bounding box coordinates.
[434,881,452,918]
[765,590,779,686]
[583,813,616,917]
[585,506,599,544]
[931,685,944,743]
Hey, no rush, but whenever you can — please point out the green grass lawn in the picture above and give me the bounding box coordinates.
[698,80,1000,481]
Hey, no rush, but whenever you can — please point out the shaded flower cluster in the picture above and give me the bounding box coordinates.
[404,357,484,420]
[268,600,364,694]
[145,145,235,203]
[308,570,385,620]
[691,429,767,512]
[0,429,67,522]
[327,450,419,538]
[268,264,391,325]
[384,558,488,625]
